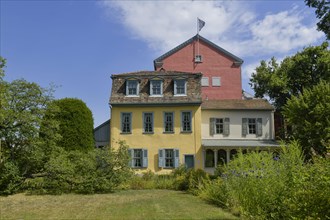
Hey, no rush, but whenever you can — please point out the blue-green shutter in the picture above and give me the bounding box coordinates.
[242,118,248,136]
[257,118,263,136]
[128,149,133,167]
[158,149,165,168]
[142,149,148,168]
[174,149,180,168]
[224,118,230,135]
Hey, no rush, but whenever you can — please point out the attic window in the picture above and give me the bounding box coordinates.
[195,55,202,63]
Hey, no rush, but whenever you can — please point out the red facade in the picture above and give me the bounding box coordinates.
[154,35,243,100]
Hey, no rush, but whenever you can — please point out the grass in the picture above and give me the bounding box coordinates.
[0,190,238,220]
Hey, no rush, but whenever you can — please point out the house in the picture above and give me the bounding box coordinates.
[109,71,203,173]
[108,34,279,174]
[93,119,110,148]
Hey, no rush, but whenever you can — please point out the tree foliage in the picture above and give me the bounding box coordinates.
[250,42,330,111]
[50,98,94,151]
[283,81,330,158]
[305,0,330,40]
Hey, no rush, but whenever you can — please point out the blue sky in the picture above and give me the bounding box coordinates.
[1,0,326,127]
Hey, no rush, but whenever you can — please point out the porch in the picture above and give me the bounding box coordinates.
[202,139,280,174]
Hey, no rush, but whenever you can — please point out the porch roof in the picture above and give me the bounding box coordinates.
[202,139,280,148]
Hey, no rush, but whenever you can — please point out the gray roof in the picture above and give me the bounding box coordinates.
[202,99,274,111]
[153,34,243,69]
[202,139,280,148]
[110,70,202,106]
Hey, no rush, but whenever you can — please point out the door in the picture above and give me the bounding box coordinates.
[184,155,194,169]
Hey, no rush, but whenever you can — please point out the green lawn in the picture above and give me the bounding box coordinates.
[0,190,237,220]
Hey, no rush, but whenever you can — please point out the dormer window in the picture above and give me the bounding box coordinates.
[126,80,139,96]
[195,55,202,63]
[150,80,163,96]
[174,79,187,96]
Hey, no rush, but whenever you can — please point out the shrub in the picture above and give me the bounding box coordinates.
[0,161,22,195]
[200,141,330,219]
[25,142,132,194]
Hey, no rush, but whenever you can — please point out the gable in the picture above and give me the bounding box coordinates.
[154,34,243,70]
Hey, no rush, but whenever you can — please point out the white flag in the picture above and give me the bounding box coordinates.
[198,18,205,32]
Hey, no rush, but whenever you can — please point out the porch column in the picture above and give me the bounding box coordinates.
[226,149,230,164]
[202,149,205,169]
[214,149,218,168]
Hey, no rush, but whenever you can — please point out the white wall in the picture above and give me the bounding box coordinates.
[202,110,274,140]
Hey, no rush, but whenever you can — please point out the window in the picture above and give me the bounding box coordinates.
[181,111,192,132]
[128,149,148,168]
[201,77,209,87]
[126,80,139,96]
[150,80,163,96]
[174,79,186,95]
[164,112,174,133]
[121,113,132,133]
[242,118,262,136]
[248,118,256,134]
[195,55,202,63]
[215,118,224,134]
[205,149,215,168]
[165,149,174,168]
[217,150,227,166]
[159,149,179,168]
[210,118,230,136]
[212,77,221,87]
[143,112,153,133]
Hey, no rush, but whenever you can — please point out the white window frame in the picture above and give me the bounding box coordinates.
[126,80,139,96]
[174,79,187,96]
[201,77,209,87]
[150,80,163,96]
[212,77,221,87]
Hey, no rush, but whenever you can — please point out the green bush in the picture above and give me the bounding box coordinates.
[200,141,330,219]
[25,143,132,194]
[0,161,22,195]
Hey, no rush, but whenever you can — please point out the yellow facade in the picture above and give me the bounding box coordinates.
[110,105,202,174]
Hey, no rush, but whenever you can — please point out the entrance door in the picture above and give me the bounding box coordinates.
[184,155,194,169]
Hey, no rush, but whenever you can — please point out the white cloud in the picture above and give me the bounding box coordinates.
[101,1,325,77]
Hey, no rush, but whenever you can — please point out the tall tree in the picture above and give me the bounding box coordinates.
[51,98,94,152]
[250,42,330,111]
[305,0,330,40]
[283,81,330,158]
[0,79,57,175]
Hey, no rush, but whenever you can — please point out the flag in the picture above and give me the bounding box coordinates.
[197,18,205,32]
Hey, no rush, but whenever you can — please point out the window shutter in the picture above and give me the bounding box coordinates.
[128,149,133,168]
[242,118,248,136]
[174,149,180,168]
[158,149,165,168]
[224,118,230,136]
[174,80,177,95]
[257,118,263,136]
[125,81,128,96]
[142,149,148,168]
[209,118,215,136]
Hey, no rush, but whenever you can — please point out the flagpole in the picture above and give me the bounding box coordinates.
[197,18,200,56]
